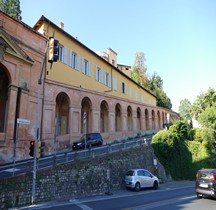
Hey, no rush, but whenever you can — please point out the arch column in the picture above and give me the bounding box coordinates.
[91,108,100,132]
[108,110,115,133]
[6,85,18,140]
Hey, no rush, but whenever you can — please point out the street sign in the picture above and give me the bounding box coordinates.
[17,118,30,125]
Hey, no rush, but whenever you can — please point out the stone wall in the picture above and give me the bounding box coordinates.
[0,145,170,209]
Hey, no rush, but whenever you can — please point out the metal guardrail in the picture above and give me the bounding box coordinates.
[0,136,151,179]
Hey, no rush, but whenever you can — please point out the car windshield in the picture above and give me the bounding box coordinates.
[198,170,212,180]
[126,170,135,176]
[80,133,99,141]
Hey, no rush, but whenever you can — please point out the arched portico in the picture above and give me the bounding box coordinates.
[55,92,70,136]
[0,65,10,133]
[81,97,92,133]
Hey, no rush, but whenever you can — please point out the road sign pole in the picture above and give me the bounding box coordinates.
[84,112,86,156]
[13,123,19,176]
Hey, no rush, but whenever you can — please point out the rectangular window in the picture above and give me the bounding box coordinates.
[122,82,126,94]
[104,72,110,86]
[95,66,102,82]
[142,95,144,103]
[58,45,67,64]
[82,58,91,76]
[59,45,63,62]
[69,50,80,70]
[113,78,117,90]
[135,91,138,101]
[129,87,132,98]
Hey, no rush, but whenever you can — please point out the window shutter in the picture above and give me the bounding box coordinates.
[88,62,91,76]
[113,78,117,90]
[82,58,85,74]
[95,66,98,80]
[100,70,104,83]
[77,55,80,71]
[108,74,111,87]
[104,71,106,85]
[69,50,72,67]
[63,47,68,64]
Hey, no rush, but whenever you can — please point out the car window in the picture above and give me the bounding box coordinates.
[144,170,152,177]
[126,170,134,176]
[199,171,211,180]
[137,170,145,176]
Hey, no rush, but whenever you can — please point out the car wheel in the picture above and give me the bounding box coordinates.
[134,182,141,192]
[196,193,202,199]
[153,181,158,189]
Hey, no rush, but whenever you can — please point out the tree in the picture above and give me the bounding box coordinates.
[178,99,192,121]
[147,73,172,109]
[191,88,216,144]
[0,0,21,20]
[131,52,172,109]
[132,52,148,87]
[191,88,216,119]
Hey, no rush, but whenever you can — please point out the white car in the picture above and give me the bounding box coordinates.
[124,169,159,191]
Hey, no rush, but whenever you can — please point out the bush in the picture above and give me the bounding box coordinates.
[152,120,216,180]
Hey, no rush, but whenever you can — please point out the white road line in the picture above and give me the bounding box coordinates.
[70,199,94,210]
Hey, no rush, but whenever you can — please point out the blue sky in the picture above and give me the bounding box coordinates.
[20,0,216,112]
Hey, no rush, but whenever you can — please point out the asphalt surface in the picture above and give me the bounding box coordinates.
[20,181,195,210]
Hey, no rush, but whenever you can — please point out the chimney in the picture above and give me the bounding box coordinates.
[59,22,64,30]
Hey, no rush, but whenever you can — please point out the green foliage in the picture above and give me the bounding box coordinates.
[178,98,192,121]
[0,0,21,19]
[147,73,172,109]
[131,56,172,110]
[152,120,216,180]
[191,87,216,119]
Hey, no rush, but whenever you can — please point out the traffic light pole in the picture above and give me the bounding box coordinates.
[31,40,49,204]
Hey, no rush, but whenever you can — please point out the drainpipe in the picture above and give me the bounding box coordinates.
[13,87,21,144]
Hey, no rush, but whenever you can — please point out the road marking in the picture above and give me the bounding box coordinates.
[70,199,94,210]
[121,195,195,210]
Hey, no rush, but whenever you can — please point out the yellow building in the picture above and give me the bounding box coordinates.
[34,16,177,153]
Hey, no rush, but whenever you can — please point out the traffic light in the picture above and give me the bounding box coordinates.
[29,141,35,157]
[37,141,46,158]
[48,37,59,63]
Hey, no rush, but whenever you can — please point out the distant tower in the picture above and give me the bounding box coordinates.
[134,52,145,68]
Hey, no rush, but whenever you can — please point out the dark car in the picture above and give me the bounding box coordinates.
[195,168,216,199]
[72,133,103,150]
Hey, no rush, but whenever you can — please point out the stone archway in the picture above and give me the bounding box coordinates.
[137,107,141,131]
[81,97,92,134]
[152,110,156,130]
[0,66,10,132]
[100,100,109,133]
[127,106,133,131]
[145,109,150,131]
[55,92,70,135]
[115,103,122,132]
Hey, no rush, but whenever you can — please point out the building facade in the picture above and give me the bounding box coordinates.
[0,12,47,163]
[34,16,178,155]
[0,13,178,163]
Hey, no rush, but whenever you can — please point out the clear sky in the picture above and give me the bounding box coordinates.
[20,0,216,112]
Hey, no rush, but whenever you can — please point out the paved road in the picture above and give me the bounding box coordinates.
[0,137,150,179]
[20,181,216,210]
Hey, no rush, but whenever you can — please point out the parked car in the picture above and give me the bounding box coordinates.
[195,168,216,199]
[124,168,159,191]
[72,133,103,150]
